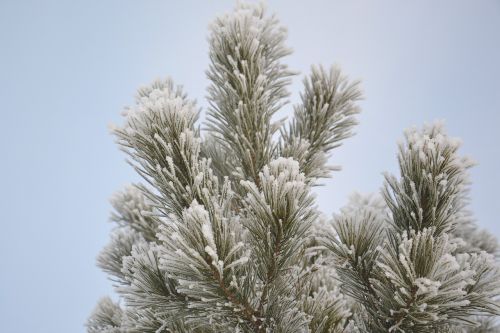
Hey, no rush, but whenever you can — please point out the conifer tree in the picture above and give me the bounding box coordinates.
[88,3,500,332]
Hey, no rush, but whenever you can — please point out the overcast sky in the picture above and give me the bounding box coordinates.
[1,1,499,332]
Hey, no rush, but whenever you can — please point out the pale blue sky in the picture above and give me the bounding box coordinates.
[1,1,499,332]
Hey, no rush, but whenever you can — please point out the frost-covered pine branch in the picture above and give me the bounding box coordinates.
[88,3,500,333]
[280,66,362,183]
[206,3,295,185]
[324,123,500,332]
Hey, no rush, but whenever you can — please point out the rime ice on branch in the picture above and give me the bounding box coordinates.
[324,123,500,333]
[88,3,499,333]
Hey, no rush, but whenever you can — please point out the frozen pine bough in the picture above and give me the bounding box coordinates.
[87,3,500,333]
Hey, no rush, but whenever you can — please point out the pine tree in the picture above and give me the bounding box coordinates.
[88,3,500,332]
